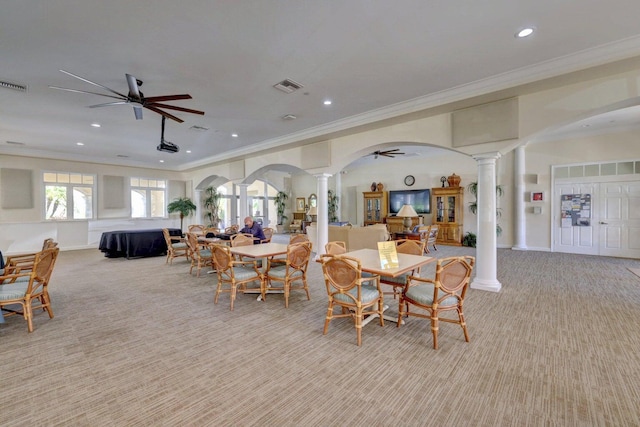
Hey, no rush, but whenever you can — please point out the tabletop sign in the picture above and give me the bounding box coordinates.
[377,241,399,269]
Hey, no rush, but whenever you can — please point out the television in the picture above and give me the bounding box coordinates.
[389,189,431,215]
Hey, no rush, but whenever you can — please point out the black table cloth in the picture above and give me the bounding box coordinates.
[99,228,181,259]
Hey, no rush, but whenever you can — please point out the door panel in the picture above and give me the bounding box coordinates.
[554,183,598,255]
[599,182,640,258]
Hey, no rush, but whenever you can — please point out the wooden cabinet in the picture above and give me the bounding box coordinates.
[363,191,388,225]
[385,216,420,234]
[292,212,306,221]
[432,187,464,246]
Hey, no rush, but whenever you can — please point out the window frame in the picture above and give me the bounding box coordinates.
[130,177,167,219]
[43,171,96,221]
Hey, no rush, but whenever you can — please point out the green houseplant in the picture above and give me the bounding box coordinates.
[274,191,289,229]
[167,197,197,233]
[467,181,504,236]
[328,189,339,223]
[462,231,477,247]
[203,186,222,228]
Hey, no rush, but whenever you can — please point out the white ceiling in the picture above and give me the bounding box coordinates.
[3,1,640,171]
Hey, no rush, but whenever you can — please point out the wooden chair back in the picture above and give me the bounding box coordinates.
[231,233,255,247]
[211,244,264,310]
[396,239,425,256]
[426,224,439,253]
[289,234,309,244]
[224,225,239,234]
[204,227,220,236]
[262,227,274,243]
[188,224,206,235]
[325,241,347,255]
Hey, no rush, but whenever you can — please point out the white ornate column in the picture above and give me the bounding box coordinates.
[512,145,527,250]
[471,152,502,292]
[335,172,342,221]
[314,173,332,257]
[238,183,249,225]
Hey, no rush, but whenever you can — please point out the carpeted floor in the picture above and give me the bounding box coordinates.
[1,240,640,426]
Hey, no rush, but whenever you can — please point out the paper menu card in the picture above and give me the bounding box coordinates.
[377,241,399,269]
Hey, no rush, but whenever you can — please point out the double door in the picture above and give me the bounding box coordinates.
[554,180,640,258]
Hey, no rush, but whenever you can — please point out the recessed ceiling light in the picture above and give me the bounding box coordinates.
[516,27,535,38]
[231,133,238,138]
[159,160,164,163]
[186,150,192,153]
[76,142,84,146]
[323,100,332,105]
[90,123,101,128]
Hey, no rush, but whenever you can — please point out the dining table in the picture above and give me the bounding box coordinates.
[229,242,290,300]
[326,248,435,325]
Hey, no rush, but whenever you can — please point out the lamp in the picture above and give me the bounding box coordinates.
[397,204,418,232]
[307,206,318,222]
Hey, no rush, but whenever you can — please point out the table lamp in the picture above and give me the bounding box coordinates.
[307,206,318,222]
[397,204,418,232]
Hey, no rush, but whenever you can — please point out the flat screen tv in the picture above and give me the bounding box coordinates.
[389,189,431,215]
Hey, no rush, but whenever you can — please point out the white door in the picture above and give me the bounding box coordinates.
[554,183,598,255]
[599,181,640,258]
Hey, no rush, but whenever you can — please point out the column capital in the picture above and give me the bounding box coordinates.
[472,152,502,162]
[313,173,333,180]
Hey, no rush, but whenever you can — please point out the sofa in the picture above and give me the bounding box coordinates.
[306,223,390,253]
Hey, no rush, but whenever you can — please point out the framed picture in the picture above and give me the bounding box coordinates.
[531,191,544,202]
[296,197,306,212]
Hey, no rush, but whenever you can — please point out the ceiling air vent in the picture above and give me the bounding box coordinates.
[273,78,303,94]
[6,140,25,145]
[190,125,210,132]
[282,114,297,120]
[0,80,27,92]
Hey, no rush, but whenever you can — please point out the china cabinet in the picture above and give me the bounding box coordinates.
[363,191,388,225]
[432,186,464,245]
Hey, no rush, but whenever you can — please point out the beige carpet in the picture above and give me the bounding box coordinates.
[1,243,640,426]
[628,267,640,278]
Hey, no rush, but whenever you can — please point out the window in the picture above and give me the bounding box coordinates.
[43,172,95,220]
[131,177,166,218]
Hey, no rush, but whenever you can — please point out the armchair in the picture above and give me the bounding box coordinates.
[211,244,264,310]
[265,241,312,308]
[398,256,475,349]
[320,254,384,346]
[162,228,189,264]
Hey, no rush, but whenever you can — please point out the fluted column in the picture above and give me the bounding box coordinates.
[314,173,332,257]
[471,152,502,292]
[512,145,527,250]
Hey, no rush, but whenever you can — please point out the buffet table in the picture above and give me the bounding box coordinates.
[99,228,181,259]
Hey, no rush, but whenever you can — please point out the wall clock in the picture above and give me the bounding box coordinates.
[404,175,415,186]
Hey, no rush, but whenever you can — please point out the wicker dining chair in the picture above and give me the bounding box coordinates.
[261,227,274,244]
[325,241,347,255]
[185,233,213,277]
[0,247,59,332]
[224,225,239,234]
[188,224,206,236]
[162,228,189,264]
[211,244,264,310]
[265,241,312,308]
[398,255,475,349]
[1,238,58,277]
[320,254,384,346]
[380,239,426,298]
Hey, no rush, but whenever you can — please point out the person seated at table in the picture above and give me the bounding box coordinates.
[240,216,266,244]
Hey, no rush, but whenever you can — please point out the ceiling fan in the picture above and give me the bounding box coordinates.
[49,70,205,123]
[370,148,405,159]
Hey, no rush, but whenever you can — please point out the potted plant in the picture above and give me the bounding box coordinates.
[462,231,477,247]
[203,186,222,228]
[328,189,339,223]
[167,197,197,233]
[274,191,289,233]
[467,181,504,236]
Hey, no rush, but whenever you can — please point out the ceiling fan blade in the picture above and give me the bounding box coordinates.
[147,103,205,115]
[88,101,130,108]
[125,74,142,101]
[49,86,125,101]
[144,94,192,102]
[145,105,184,123]
[133,106,143,120]
[59,69,129,99]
